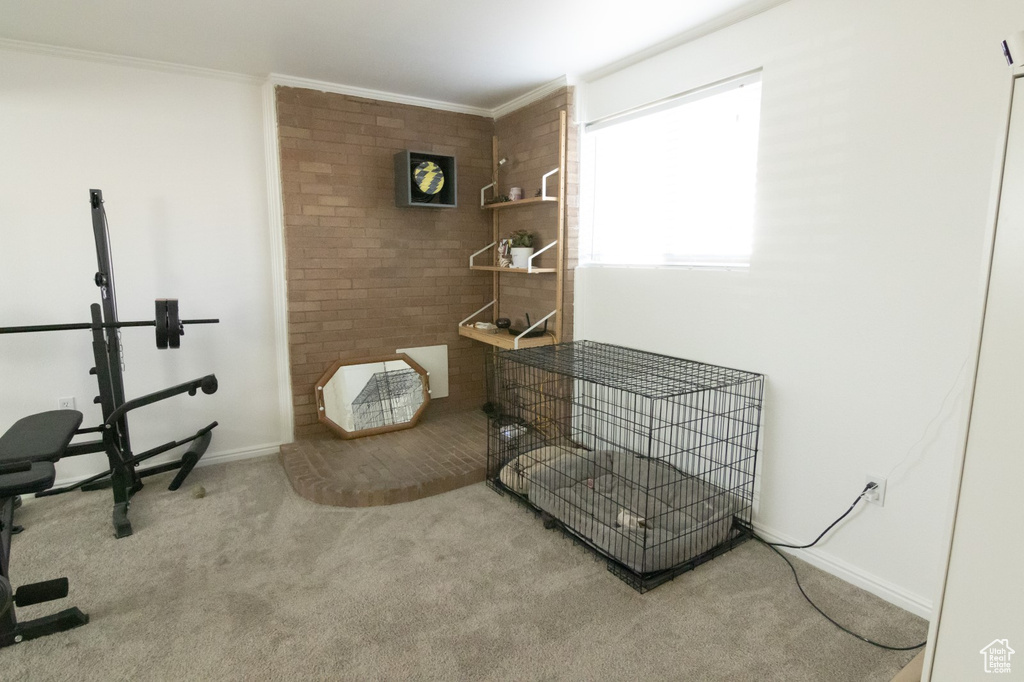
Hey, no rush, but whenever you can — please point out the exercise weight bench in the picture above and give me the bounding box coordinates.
[33,370,219,538]
[0,411,89,647]
[0,375,215,645]
[0,189,220,538]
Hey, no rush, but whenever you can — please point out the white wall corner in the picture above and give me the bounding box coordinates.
[491,75,570,120]
[262,78,296,443]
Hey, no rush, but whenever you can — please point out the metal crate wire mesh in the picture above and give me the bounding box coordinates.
[352,368,422,430]
[487,341,764,592]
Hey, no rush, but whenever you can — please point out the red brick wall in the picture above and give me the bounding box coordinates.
[276,87,494,438]
[276,85,578,439]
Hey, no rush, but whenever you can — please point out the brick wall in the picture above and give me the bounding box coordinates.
[493,88,578,341]
[276,87,494,438]
[276,85,578,439]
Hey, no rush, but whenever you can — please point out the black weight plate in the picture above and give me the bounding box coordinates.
[155,299,169,349]
[167,299,180,349]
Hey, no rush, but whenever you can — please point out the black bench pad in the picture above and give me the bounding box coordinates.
[0,410,83,463]
[0,461,56,497]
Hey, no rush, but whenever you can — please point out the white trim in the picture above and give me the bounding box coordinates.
[49,443,284,489]
[492,76,569,120]
[198,443,284,466]
[262,79,296,442]
[0,37,261,84]
[755,523,933,619]
[268,73,493,118]
[577,262,751,273]
[585,69,762,130]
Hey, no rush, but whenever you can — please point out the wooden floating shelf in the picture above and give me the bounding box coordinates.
[469,265,556,274]
[458,325,556,349]
[483,196,557,210]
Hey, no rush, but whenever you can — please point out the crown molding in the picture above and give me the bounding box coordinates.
[1,37,569,120]
[0,37,262,84]
[491,76,570,120]
[269,73,493,118]
[271,73,571,120]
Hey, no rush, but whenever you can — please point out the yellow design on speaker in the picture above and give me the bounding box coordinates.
[413,161,444,195]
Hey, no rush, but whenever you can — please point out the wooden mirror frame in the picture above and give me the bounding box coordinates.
[314,353,430,439]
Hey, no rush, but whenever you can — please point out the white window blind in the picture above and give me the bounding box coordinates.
[582,72,763,267]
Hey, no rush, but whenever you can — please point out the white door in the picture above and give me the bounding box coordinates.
[929,75,1024,680]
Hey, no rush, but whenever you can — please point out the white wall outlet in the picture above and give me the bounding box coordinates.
[57,397,75,410]
[865,474,887,506]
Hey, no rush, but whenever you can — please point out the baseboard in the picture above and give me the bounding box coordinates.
[200,442,283,467]
[50,442,283,489]
[754,523,933,619]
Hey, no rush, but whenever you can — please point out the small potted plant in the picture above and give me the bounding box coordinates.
[509,230,534,269]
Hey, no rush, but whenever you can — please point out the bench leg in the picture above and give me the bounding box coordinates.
[1,496,89,647]
[112,501,133,538]
[0,606,89,647]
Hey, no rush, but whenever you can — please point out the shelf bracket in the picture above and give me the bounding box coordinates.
[514,309,556,350]
[470,241,497,268]
[527,240,557,273]
[459,300,496,327]
[541,168,559,200]
[480,182,495,208]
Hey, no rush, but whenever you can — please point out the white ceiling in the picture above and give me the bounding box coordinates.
[0,0,780,111]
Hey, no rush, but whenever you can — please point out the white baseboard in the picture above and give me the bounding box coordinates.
[51,441,283,489]
[754,523,933,619]
[199,442,283,466]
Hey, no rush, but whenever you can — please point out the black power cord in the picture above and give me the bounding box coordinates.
[754,483,927,651]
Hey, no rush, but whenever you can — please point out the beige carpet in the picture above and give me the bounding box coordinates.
[5,456,926,681]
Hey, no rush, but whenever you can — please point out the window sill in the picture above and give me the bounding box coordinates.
[577,262,751,273]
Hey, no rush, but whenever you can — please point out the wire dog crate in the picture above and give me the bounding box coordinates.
[487,341,764,592]
[352,368,423,430]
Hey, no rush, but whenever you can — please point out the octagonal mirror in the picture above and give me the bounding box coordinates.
[314,353,430,439]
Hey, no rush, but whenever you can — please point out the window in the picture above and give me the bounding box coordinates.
[581,72,762,267]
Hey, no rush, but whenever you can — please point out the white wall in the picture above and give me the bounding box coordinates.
[0,47,286,482]
[576,0,1024,615]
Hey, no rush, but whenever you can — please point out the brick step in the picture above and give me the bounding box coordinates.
[279,408,487,507]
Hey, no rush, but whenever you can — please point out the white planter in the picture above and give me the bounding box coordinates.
[510,247,534,269]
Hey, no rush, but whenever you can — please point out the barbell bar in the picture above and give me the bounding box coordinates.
[0,298,218,350]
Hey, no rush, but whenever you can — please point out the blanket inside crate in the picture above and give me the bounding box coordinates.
[504,447,738,574]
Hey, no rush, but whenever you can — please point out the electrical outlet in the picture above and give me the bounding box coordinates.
[865,474,887,506]
[57,397,75,410]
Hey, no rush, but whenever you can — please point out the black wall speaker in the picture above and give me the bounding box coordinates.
[394,150,457,208]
